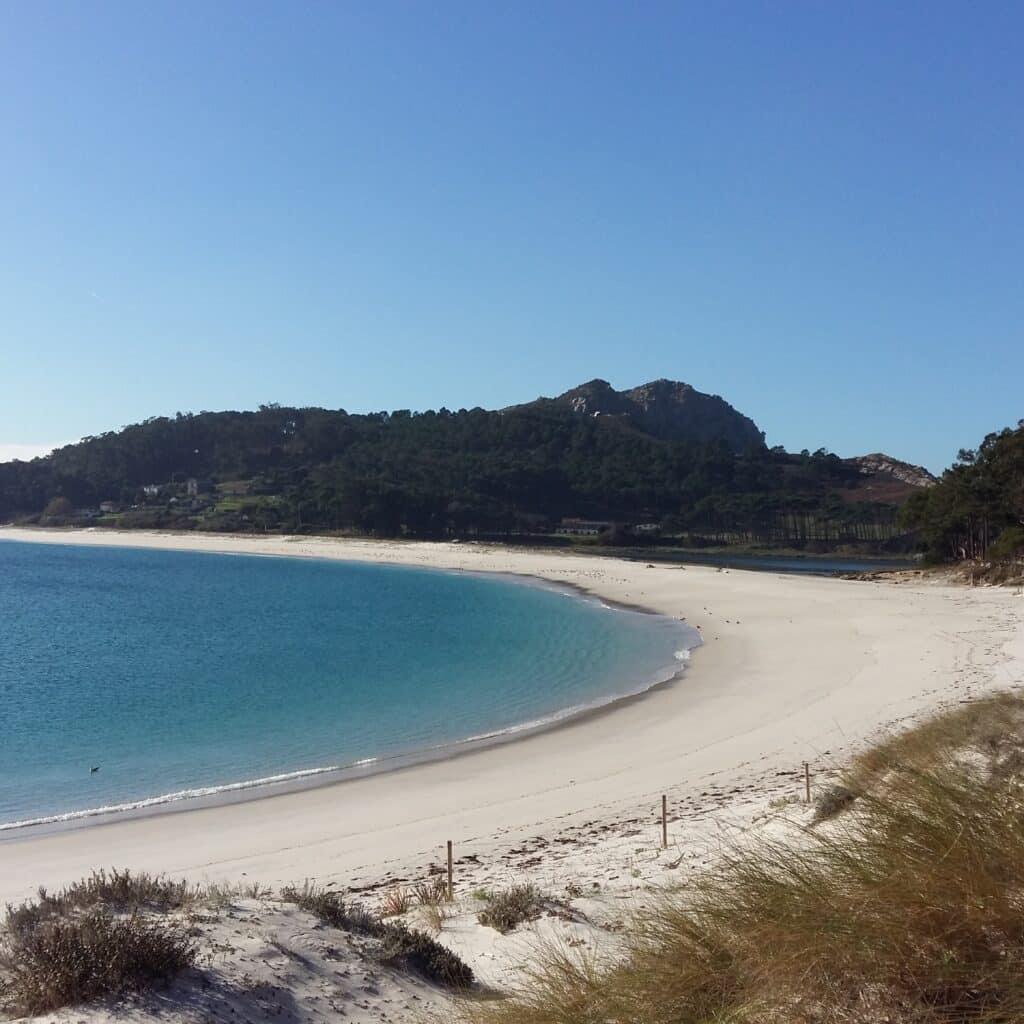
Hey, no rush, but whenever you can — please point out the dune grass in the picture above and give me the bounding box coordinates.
[381,885,415,917]
[413,876,450,907]
[460,692,1024,1024]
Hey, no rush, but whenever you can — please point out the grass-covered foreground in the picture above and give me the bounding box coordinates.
[460,692,1024,1024]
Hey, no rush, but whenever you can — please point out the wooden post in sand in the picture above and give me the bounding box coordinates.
[803,761,811,803]
[446,840,454,901]
[661,794,668,849]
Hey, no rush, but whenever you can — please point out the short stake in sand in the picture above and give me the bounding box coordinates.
[446,840,454,901]
[804,761,811,803]
[661,794,668,849]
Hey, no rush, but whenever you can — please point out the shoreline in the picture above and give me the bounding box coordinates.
[0,532,699,835]
[0,656,697,841]
[0,661,694,840]
[0,525,1019,909]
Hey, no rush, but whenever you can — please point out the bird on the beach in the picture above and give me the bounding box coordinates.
[90,765,101,774]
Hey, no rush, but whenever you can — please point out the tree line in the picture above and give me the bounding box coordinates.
[0,403,906,549]
[900,422,1024,562]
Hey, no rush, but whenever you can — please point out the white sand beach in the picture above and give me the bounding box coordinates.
[0,527,1021,1022]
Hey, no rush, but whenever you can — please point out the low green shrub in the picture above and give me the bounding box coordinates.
[280,882,379,934]
[810,783,858,824]
[378,920,473,988]
[477,884,544,933]
[281,882,473,989]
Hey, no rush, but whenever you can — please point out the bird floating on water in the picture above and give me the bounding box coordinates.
[90,765,101,774]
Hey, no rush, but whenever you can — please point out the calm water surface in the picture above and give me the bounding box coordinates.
[623,551,914,575]
[0,540,695,828]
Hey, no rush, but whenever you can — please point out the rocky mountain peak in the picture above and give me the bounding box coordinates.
[544,378,766,450]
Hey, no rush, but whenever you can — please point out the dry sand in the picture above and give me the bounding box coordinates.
[0,527,1020,1022]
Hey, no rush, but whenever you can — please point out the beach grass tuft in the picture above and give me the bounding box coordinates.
[419,900,450,934]
[459,691,1024,1024]
[413,876,449,907]
[201,879,272,910]
[381,885,414,917]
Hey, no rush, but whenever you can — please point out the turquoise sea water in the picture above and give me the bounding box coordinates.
[0,540,696,829]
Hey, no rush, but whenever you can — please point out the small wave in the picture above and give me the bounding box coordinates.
[0,764,341,832]
[455,646,697,745]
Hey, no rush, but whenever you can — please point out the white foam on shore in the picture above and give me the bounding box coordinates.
[0,765,341,832]
[452,643,696,745]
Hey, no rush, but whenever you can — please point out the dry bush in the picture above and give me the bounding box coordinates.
[420,900,450,934]
[461,692,1024,1024]
[9,869,198,934]
[1,893,195,1015]
[813,692,1024,826]
[0,868,199,1015]
[237,880,272,900]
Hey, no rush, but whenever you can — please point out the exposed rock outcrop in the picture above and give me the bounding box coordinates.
[846,453,936,489]
[523,378,766,451]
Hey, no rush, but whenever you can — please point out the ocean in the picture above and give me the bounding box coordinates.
[0,539,696,830]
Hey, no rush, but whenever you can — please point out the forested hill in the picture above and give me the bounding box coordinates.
[0,380,930,549]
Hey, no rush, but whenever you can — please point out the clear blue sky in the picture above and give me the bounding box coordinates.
[2,2,1021,472]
